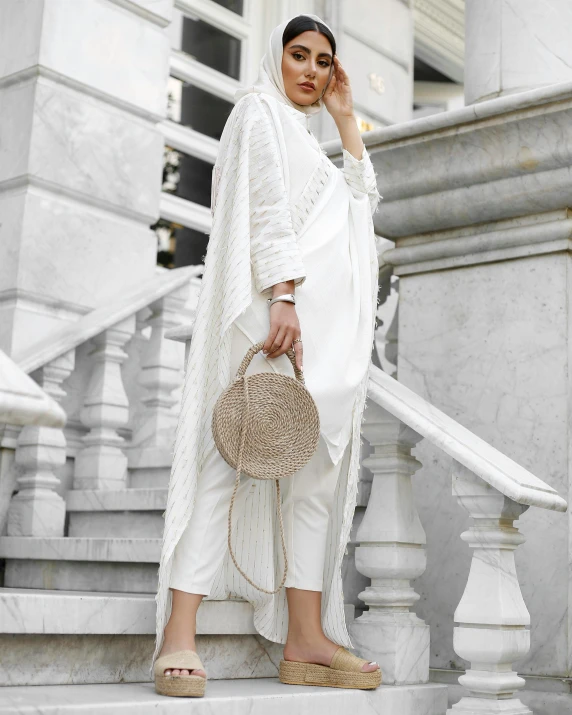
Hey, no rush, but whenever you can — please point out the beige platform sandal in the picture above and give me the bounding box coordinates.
[279,646,382,690]
[154,650,206,697]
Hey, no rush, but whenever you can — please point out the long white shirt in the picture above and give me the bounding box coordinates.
[154,92,380,662]
[233,100,380,465]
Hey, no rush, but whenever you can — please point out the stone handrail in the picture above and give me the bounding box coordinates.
[15,265,203,375]
[0,350,65,428]
[367,363,566,512]
[352,362,567,715]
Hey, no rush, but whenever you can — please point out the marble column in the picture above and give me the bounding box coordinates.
[351,403,429,685]
[128,287,188,487]
[465,0,572,104]
[8,351,75,536]
[0,0,171,356]
[73,318,136,491]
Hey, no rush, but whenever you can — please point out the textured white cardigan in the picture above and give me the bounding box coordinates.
[154,92,380,663]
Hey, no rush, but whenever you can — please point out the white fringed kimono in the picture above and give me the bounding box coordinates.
[153,88,380,662]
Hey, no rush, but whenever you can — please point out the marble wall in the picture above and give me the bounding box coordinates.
[398,253,570,677]
[0,0,170,356]
[465,0,572,104]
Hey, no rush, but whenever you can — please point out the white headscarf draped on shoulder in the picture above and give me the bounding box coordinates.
[234,14,335,116]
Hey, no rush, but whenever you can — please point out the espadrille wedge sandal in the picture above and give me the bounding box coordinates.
[154,650,206,697]
[279,646,382,690]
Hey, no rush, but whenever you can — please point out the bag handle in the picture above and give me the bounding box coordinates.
[227,371,289,595]
[235,340,304,384]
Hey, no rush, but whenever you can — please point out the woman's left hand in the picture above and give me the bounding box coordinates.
[323,56,354,120]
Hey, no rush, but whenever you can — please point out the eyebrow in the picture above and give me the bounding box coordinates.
[288,44,332,60]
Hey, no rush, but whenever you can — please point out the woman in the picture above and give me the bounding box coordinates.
[153,14,381,697]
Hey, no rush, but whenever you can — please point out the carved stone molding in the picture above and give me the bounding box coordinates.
[414,0,464,82]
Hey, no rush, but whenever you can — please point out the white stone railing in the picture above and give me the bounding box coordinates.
[0,350,66,429]
[353,363,567,715]
[0,350,68,537]
[1,266,202,537]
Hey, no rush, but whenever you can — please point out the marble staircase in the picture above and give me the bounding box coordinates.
[2,487,167,593]
[67,487,167,538]
[0,588,285,687]
[0,271,568,715]
[0,679,449,714]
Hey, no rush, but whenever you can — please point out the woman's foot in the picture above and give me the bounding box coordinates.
[159,590,206,679]
[158,637,206,678]
[283,633,379,673]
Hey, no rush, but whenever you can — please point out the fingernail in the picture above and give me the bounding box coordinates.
[369,661,377,666]
[262,350,267,355]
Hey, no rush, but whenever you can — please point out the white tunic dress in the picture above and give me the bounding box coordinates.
[154,91,380,662]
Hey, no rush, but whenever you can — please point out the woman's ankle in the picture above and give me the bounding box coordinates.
[286,628,327,647]
[162,621,196,650]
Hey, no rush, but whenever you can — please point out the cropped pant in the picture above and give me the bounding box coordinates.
[169,324,346,595]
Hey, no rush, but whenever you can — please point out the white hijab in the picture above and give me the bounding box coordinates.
[235,14,335,116]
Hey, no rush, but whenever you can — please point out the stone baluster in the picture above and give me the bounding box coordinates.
[350,400,430,684]
[73,317,136,490]
[7,351,75,536]
[448,461,531,715]
[128,289,187,484]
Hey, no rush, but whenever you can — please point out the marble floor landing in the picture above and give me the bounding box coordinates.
[0,679,449,715]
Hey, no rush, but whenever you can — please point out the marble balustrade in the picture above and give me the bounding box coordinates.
[321,82,572,699]
[167,319,567,712]
[354,364,567,714]
[0,269,198,535]
[1,256,568,714]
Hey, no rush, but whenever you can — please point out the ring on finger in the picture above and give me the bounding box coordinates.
[292,338,302,345]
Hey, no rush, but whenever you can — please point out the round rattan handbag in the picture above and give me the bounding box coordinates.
[212,340,320,594]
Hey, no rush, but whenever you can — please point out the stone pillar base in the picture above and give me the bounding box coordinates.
[7,491,66,537]
[448,697,532,715]
[350,614,430,685]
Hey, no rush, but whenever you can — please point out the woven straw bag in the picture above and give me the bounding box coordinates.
[212,340,320,594]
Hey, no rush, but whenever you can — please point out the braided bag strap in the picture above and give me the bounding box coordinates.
[227,372,288,594]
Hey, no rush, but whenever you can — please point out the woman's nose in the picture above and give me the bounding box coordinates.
[305,60,317,77]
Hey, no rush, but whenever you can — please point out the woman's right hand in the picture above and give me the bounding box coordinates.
[263,301,303,371]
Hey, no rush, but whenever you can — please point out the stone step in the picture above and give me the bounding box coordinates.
[0,679,449,714]
[0,588,282,686]
[66,488,166,538]
[0,536,160,593]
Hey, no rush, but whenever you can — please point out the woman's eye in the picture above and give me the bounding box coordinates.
[319,61,330,67]
[293,52,304,60]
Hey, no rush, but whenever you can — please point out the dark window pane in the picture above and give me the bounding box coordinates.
[163,148,213,208]
[210,0,244,14]
[414,57,454,83]
[168,78,233,141]
[174,226,209,267]
[182,17,241,80]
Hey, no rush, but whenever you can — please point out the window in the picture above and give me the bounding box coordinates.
[157,1,254,269]
[210,0,244,15]
[163,148,213,208]
[168,77,234,140]
[182,17,241,80]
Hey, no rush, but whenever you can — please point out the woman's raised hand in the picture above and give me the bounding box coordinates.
[263,301,303,371]
[323,56,354,120]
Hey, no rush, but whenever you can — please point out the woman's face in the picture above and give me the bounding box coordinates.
[281,30,333,105]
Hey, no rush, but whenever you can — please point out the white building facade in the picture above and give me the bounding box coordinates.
[3,2,572,715]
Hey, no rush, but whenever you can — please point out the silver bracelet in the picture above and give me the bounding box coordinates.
[267,293,296,307]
